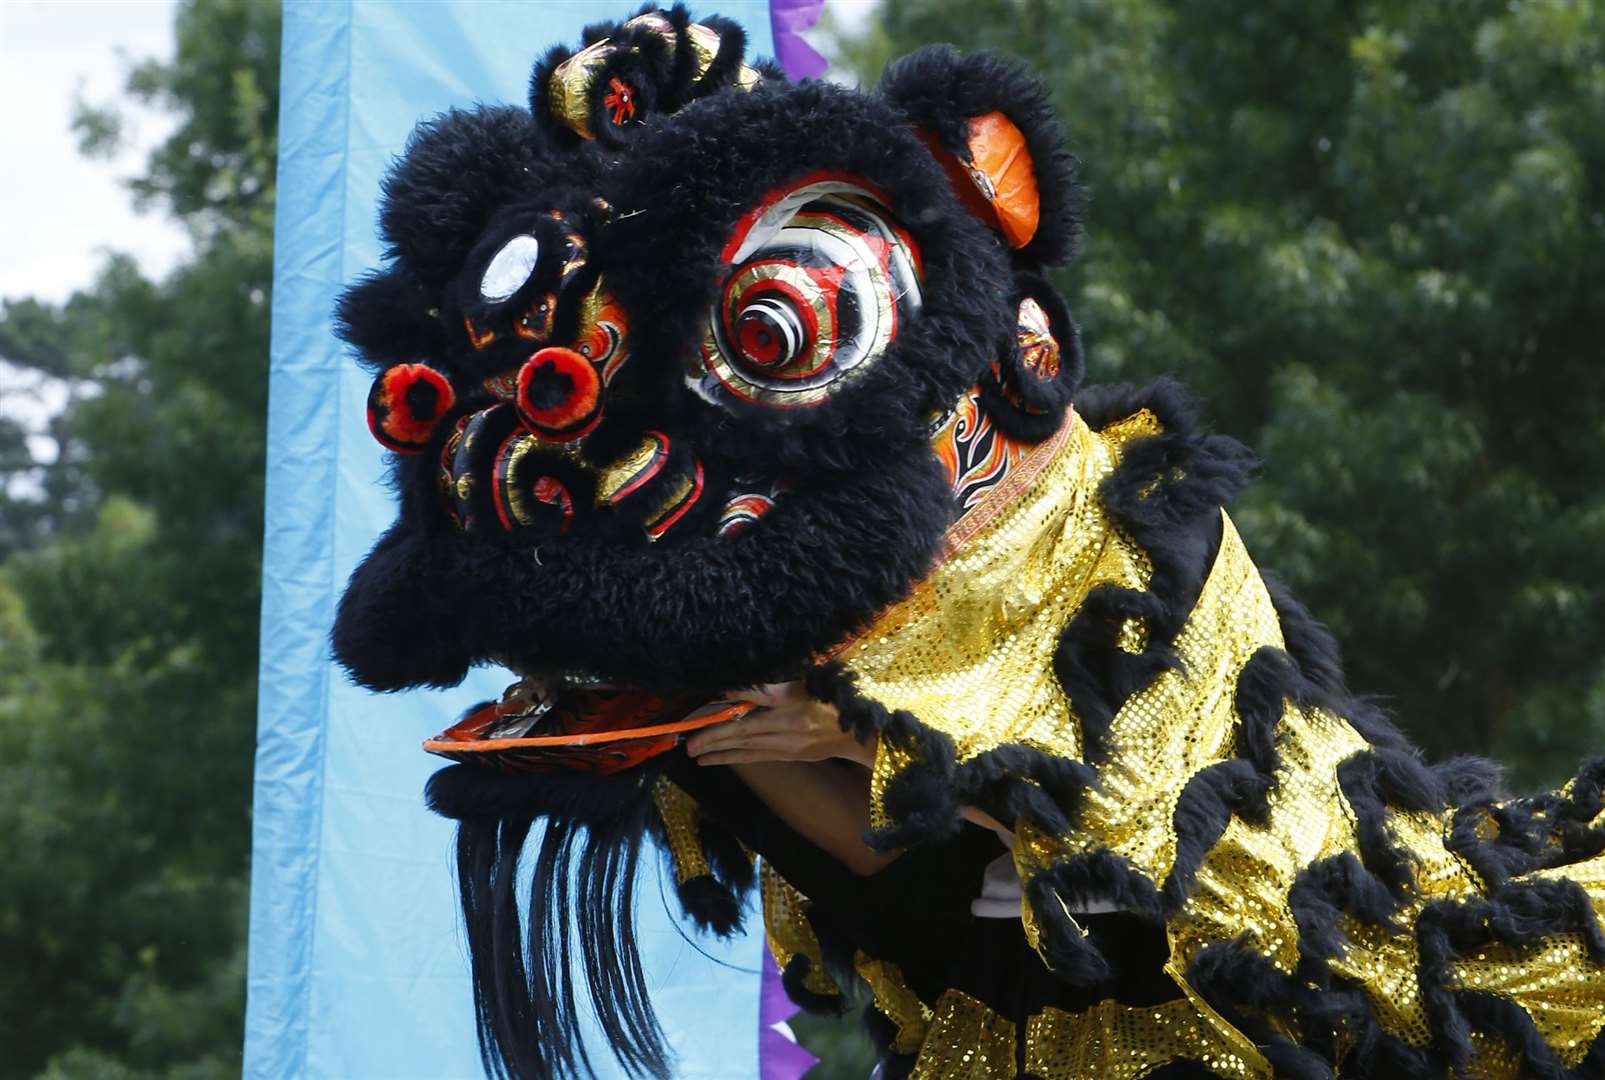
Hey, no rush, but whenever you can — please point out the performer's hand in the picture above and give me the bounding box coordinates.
[685,683,876,767]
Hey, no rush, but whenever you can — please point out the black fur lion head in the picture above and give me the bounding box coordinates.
[334,7,1083,703]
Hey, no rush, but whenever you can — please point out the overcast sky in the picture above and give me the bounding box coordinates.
[0,0,187,307]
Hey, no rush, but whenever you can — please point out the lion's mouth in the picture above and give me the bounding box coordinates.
[423,675,758,775]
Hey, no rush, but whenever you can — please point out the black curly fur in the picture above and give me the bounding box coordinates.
[779,954,845,1015]
[1416,877,1605,1075]
[672,875,744,938]
[1447,755,1605,890]
[1024,851,1162,986]
[664,812,754,937]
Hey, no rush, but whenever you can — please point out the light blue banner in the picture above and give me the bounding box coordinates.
[250,4,776,1076]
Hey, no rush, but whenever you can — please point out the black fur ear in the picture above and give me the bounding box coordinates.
[336,264,449,372]
[978,274,1085,440]
[378,105,546,290]
[878,46,1081,268]
[530,6,767,148]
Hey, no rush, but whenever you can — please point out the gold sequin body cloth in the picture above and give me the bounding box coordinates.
[659,404,1605,1078]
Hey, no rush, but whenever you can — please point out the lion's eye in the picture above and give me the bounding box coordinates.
[697,177,922,409]
[735,295,805,369]
[480,234,540,302]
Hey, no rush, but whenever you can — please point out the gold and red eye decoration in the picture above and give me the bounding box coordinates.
[464,317,498,351]
[437,415,471,529]
[695,173,923,410]
[489,430,576,534]
[366,363,455,454]
[642,459,704,542]
[594,431,671,507]
[573,281,629,384]
[591,431,706,543]
[1016,296,1060,380]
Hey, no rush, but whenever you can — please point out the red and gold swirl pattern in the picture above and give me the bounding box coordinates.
[696,173,922,409]
[929,386,1032,511]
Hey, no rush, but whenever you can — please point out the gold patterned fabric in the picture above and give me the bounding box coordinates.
[651,778,712,885]
[847,410,1159,828]
[760,862,841,1002]
[855,952,933,1055]
[765,404,1605,1077]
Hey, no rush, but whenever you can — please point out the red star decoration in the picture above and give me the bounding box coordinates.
[604,78,636,126]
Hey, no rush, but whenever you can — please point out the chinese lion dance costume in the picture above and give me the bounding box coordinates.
[331,8,1605,1079]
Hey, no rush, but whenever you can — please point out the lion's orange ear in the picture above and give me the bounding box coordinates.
[919,111,1041,250]
[880,45,1079,267]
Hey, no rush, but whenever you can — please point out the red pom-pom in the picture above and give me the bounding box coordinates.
[367,364,455,453]
[515,347,602,441]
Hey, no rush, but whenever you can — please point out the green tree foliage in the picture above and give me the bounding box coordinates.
[0,1,279,1076]
[860,0,1605,787]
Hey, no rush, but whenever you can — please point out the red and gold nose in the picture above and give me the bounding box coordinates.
[515,347,603,441]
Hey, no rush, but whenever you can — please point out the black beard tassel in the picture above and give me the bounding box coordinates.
[450,798,669,1080]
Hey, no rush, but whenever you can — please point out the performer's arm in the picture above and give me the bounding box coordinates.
[685,684,1007,875]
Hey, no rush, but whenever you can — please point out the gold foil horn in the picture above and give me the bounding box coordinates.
[546,14,762,141]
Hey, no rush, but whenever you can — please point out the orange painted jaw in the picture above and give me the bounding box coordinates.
[424,683,758,775]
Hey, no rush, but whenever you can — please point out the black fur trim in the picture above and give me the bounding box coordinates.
[1257,570,1418,754]
[1232,647,1298,822]
[696,813,755,895]
[1447,756,1605,890]
[1161,759,1268,913]
[976,274,1084,442]
[1288,853,1402,965]
[1189,934,1450,1078]
[780,953,845,1015]
[658,810,753,937]
[807,662,1096,851]
[1200,871,1605,1079]
[1452,991,1605,1080]
[1036,381,1250,774]
[673,875,743,938]
[1335,747,1451,902]
[1066,385,1255,741]
[1023,851,1162,987]
[425,759,664,826]
[1417,877,1605,1073]
[1183,941,1336,1080]
[1051,585,1179,761]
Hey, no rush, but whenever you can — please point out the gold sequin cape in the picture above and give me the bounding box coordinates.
[656,387,1605,1079]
